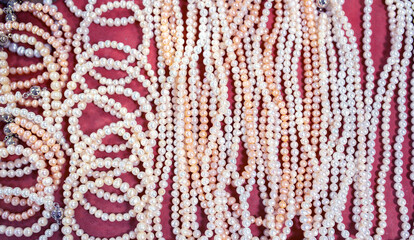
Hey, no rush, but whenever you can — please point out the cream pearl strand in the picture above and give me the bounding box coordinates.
[151,0,187,238]
[308,10,330,239]
[359,0,408,238]
[261,0,301,238]
[390,1,413,239]
[277,0,305,237]
[61,93,157,240]
[186,1,217,238]
[62,1,162,239]
[163,0,195,237]
[150,0,177,239]
[312,1,370,238]
[251,0,288,238]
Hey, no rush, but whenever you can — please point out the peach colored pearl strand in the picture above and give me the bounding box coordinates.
[192,4,214,236]
[230,3,269,239]
[220,13,249,240]
[219,1,283,239]
[151,0,187,238]
[183,0,224,238]
[270,0,300,216]
[146,2,200,238]
[227,2,293,238]
[252,1,285,237]
[276,1,308,237]
[171,0,206,237]
[6,2,71,63]
[296,0,325,237]
[265,1,306,237]
[285,0,316,214]
[0,106,65,239]
[0,34,55,108]
[0,13,59,84]
[263,1,291,238]
[0,2,72,134]
[186,0,254,236]
[230,8,257,240]
[270,0,313,236]
[162,1,201,238]
[299,0,340,238]
[160,0,195,237]
[134,1,178,239]
[298,7,352,236]
[149,0,178,239]
[187,1,214,238]
[194,1,247,238]
[265,2,305,238]
[12,2,72,91]
[245,1,290,238]
[0,145,60,239]
[159,0,174,66]
[1,0,45,58]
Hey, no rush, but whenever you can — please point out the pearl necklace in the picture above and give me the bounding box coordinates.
[0,105,65,239]
[359,0,409,238]
[61,1,166,240]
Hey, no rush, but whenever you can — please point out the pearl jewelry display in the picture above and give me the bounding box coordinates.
[0,0,414,239]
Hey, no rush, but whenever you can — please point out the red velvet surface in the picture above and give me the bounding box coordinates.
[1,0,413,239]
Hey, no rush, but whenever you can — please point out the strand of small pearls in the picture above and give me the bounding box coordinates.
[151,0,188,238]
[359,0,407,238]
[410,1,414,236]
[207,1,237,237]
[319,1,369,238]
[150,0,176,239]
[256,0,284,237]
[220,0,249,236]
[226,2,262,238]
[4,0,57,59]
[316,15,339,239]
[391,1,413,238]
[62,1,163,239]
[277,0,304,237]
[309,10,330,239]
[262,0,299,237]
[0,105,65,239]
[251,0,286,238]
[186,0,215,238]
[161,0,195,237]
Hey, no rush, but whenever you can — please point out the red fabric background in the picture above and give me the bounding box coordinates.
[1,0,412,239]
